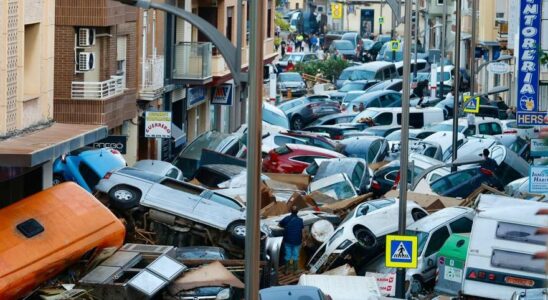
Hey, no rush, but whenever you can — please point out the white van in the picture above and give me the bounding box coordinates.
[427,116,503,137]
[352,107,444,129]
[461,195,548,299]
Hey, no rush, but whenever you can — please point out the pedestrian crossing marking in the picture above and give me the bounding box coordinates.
[392,242,411,260]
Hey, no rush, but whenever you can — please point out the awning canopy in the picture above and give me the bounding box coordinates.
[0,123,107,167]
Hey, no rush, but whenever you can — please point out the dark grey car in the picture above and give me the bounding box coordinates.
[277,72,307,97]
[343,90,402,111]
[340,135,390,164]
[314,157,373,194]
[278,95,341,130]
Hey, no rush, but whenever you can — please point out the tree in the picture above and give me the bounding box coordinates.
[295,57,351,82]
[275,12,290,32]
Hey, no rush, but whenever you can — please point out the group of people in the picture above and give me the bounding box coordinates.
[278,32,322,57]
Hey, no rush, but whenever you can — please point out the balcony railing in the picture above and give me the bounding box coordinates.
[71,76,124,100]
[140,56,165,101]
[173,42,212,82]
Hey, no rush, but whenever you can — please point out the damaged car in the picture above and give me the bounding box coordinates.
[312,157,373,195]
[96,167,267,254]
[307,198,428,274]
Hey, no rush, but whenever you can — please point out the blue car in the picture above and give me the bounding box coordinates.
[53,147,126,192]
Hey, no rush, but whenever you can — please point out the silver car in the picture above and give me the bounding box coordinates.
[132,160,184,181]
[96,167,248,242]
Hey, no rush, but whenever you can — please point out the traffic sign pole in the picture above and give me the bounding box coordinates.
[396,0,413,296]
[451,0,462,173]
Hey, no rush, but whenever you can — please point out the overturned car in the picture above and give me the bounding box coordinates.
[96,167,270,256]
[307,198,428,274]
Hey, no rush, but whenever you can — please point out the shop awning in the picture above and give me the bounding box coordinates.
[0,123,107,167]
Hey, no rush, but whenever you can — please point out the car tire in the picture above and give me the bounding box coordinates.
[228,220,246,244]
[291,115,304,130]
[412,209,428,221]
[353,226,377,250]
[108,185,141,209]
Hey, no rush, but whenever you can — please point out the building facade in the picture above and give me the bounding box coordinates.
[53,0,140,164]
[0,0,108,206]
[0,0,55,136]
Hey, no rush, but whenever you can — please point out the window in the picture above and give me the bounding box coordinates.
[166,168,180,179]
[463,125,476,136]
[226,7,234,42]
[490,123,502,135]
[79,163,101,191]
[366,98,382,108]
[292,156,325,164]
[374,112,393,125]
[367,141,381,163]
[383,68,391,79]
[424,226,450,257]
[116,36,127,88]
[274,136,306,146]
[450,217,473,233]
[267,1,272,38]
[389,81,403,91]
[496,222,545,245]
[385,170,399,181]
[397,113,424,128]
[161,179,203,195]
[429,173,443,183]
[478,123,491,135]
[430,169,476,194]
[491,249,545,274]
[351,163,365,187]
[208,193,242,210]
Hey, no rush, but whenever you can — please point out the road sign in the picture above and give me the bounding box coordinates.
[463,95,480,114]
[379,16,385,25]
[331,3,343,19]
[385,235,418,268]
[390,40,400,51]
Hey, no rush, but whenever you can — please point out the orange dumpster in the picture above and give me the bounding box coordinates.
[0,182,125,299]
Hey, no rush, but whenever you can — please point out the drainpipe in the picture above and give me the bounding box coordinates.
[152,10,157,59]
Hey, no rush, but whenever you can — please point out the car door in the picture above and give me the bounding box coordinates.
[193,191,244,230]
[422,225,451,280]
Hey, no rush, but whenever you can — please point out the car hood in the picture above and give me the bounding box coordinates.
[80,149,126,178]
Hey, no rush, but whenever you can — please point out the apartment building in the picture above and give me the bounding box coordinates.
[137,0,278,160]
[0,0,108,205]
[53,0,140,164]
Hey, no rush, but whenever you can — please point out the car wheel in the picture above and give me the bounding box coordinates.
[228,221,246,243]
[108,185,140,209]
[412,209,428,221]
[291,115,304,130]
[52,174,64,185]
[353,226,377,249]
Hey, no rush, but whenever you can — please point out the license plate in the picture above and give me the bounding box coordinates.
[504,276,535,287]
[444,266,463,283]
[312,254,328,273]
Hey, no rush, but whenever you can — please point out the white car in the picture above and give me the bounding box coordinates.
[427,117,503,137]
[366,207,475,295]
[307,198,428,274]
[132,160,184,180]
[500,119,537,139]
[308,173,358,201]
[423,131,467,161]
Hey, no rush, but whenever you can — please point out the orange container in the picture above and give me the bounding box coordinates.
[0,182,125,299]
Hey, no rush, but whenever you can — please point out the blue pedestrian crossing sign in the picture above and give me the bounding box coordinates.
[385,235,418,268]
[463,95,480,114]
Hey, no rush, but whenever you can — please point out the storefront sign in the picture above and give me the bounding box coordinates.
[486,62,511,74]
[145,111,172,138]
[331,3,343,19]
[187,87,207,109]
[517,111,548,126]
[91,135,127,154]
[529,165,548,193]
[365,272,396,297]
[211,84,234,105]
[516,0,543,126]
[531,138,548,157]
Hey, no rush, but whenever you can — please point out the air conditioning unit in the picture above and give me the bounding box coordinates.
[78,52,96,71]
[78,28,96,47]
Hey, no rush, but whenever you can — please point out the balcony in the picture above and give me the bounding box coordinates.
[173,42,212,85]
[140,56,165,101]
[71,76,124,100]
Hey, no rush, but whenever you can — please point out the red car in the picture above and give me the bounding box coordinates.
[262,144,346,174]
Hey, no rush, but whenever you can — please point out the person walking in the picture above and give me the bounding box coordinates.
[296,33,304,52]
[279,205,304,274]
[285,60,295,72]
[310,34,318,52]
[281,40,287,57]
[480,148,498,187]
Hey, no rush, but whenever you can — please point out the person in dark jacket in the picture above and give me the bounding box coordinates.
[279,205,304,274]
[480,148,498,173]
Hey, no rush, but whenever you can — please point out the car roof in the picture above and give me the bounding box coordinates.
[407,207,473,232]
[341,135,383,145]
[394,59,427,68]
[259,286,323,299]
[285,144,345,156]
[116,167,166,183]
[348,61,394,71]
[133,160,174,173]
